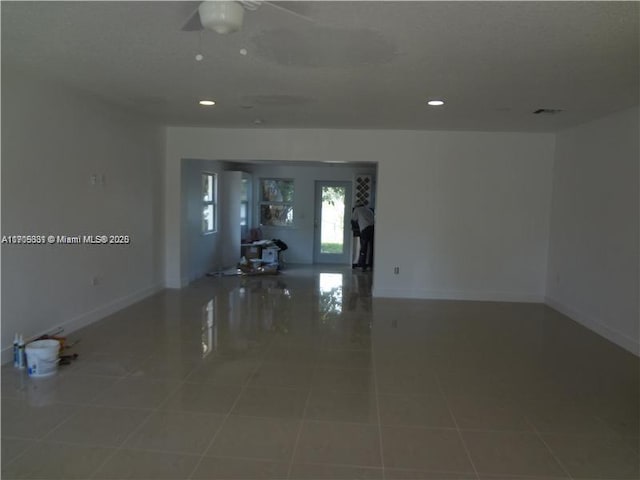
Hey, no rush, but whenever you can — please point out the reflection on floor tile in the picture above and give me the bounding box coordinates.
[1,370,118,405]
[1,265,637,480]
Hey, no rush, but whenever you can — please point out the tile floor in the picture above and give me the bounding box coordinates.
[2,265,638,479]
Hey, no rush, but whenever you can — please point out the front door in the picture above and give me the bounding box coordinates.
[313,181,352,264]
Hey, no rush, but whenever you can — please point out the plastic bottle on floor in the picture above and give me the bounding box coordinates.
[13,333,19,367]
[17,334,25,369]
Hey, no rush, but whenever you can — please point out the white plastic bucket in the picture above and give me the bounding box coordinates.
[25,339,60,378]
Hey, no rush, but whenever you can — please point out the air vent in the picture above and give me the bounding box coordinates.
[354,175,373,207]
[533,108,563,115]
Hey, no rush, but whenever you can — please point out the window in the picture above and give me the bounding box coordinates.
[240,176,251,241]
[260,178,294,227]
[202,173,217,233]
[240,178,249,227]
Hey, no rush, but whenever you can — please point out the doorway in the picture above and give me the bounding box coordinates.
[313,181,352,264]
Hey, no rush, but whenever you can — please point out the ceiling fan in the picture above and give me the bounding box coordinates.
[181,1,314,34]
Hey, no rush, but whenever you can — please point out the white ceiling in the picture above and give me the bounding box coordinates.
[2,1,638,132]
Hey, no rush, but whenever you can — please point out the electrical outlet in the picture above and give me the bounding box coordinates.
[394,266,400,274]
[90,174,97,185]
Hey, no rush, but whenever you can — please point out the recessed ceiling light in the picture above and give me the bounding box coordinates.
[199,100,216,106]
[427,99,445,106]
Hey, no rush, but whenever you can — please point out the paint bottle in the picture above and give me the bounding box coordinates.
[13,333,19,367]
[17,334,25,369]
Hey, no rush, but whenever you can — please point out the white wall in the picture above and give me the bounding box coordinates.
[182,159,222,283]
[220,170,243,269]
[165,128,555,301]
[244,163,376,264]
[182,162,246,283]
[1,70,165,363]
[546,107,640,355]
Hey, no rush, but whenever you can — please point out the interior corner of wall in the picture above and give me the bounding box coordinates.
[545,295,640,357]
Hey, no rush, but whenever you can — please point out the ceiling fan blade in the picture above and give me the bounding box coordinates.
[181,7,203,31]
[265,1,315,23]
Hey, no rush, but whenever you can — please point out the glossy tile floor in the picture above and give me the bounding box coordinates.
[2,265,638,479]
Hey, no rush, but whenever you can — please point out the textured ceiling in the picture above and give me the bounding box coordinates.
[2,1,638,132]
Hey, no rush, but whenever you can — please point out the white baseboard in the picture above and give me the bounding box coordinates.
[544,296,639,357]
[372,287,543,303]
[1,283,164,365]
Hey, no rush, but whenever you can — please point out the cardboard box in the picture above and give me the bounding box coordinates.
[244,246,261,259]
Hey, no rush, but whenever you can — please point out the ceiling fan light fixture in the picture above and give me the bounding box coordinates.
[198,1,244,34]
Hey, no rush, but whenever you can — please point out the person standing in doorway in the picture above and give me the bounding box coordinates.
[350,211,361,269]
[351,203,375,271]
